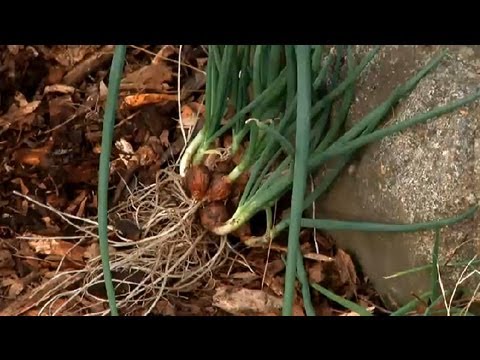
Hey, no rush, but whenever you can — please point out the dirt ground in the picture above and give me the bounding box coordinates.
[0,45,392,316]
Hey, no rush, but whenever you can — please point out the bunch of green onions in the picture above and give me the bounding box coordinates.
[179,45,480,241]
[99,45,480,316]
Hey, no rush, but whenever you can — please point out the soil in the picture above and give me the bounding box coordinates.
[0,45,387,316]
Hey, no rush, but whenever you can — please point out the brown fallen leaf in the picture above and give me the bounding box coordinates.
[334,249,358,298]
[11,177,29,195]
[65,190,88,215]
[28,237,86,264]
[2,277,25,298]
[213,286,283,315]
[0,96,41,134]
[320,249,358,299]
[136,145,158,166]
[7,45,23,55]
[262,275,284,297]
[83,243,100,260]
[121,62,174,93]
[76,195,88,218]
[213,285,304,316]
[44,84,75,95]
[314,231,336,254]
[0,272,83,316]
[155,300,176,316]
[122,93,178,109]
[180,103,199,128]
[339,307,375,316]
[14,91,30,107]
[153,45,176,64]
[304,253,334,262]
[99,80,108,101]
[13,147,50,168]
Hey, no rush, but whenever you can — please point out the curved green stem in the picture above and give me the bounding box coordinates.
[98,45,127,316]
[283,45,312,316]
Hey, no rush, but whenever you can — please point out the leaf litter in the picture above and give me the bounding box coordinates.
[0,45,384,316]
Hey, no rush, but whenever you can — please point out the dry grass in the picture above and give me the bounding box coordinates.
[15,167,230,316]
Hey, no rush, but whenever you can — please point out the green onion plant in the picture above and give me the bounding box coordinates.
[101,45,480,316]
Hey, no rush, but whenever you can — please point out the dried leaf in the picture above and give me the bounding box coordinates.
[11,178,29,195]
[213,286,284,315]
[0,272,83,316]
[314,232,336,254]
[180,104,198,128]
[83,243,100,260]
[155,300,176,316]
[76,195,88,218]
[99,80,108,101]
[14,92,28,107]
[93,144,102,154]
[230,272,259,281]
[304,253,335,262]
[0,97,41,134]
[13,147,49,167]
[44,84,75,95]
[7,45,22,55]
[340,306,375,316]
[28,237,86,263]
[4,278,25,297]
[263,276,284,297]
[123,93,177,109]
[334,249,358,297]
[65,191,88,215]
[153,45,176,64]
[115,138,135,155]
[121,63,174,92]
[135,145,157,166]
